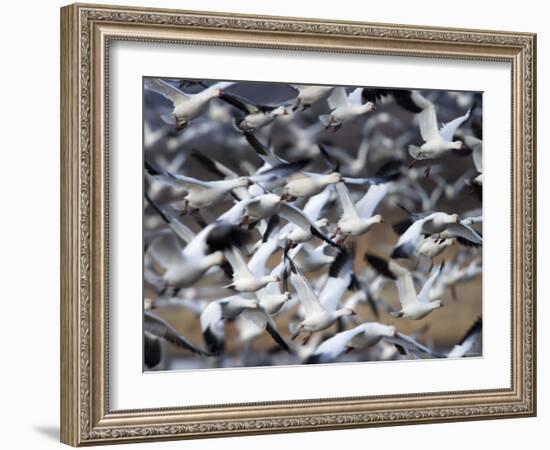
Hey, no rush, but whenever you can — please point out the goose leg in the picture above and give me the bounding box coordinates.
[424,161,432,178]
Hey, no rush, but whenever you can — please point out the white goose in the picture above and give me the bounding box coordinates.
[290,84,333,111]
[145,160,251,212]
[391,210,461,259]
[218,194,338,247]
[319,87,375,132]
[281,187,332,245]
[306,322,439,363]
[288,250,356,343]
[219,92,288,131]
[283,172,343,200]
[145,199,232,289]
[145,78,234,130]
[333,182,387,242]
[223,246,280,293]
[406,91,471,164]
[200,296,289,354]
[367,254,444,320]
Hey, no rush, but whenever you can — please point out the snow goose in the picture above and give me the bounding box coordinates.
[283,172,343,200]
[333,182,388,242]
[288,250,356,343]
[391,207,461,259]
[145,78,234,130]
[366,254,444,320]
[200,296,290,354]
[219,91,288,131]
[416,235,454,270]
[290,84,333,111]
[144,311,212,368]
[223,246,280,293]
[405,92,471,169]
[305,322,440,364]
[319,87,375,132]
[144,197,254,289]
[281,187,332,245]
[362,88,472,175]
[145,160,251,212]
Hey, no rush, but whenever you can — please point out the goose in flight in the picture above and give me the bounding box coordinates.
[145,160,251,212]
[290,84,333,111]
[391,206,467,259]
[319,87,375,132]
[144,196,252,289]
[288,250,356,343]
[280,187,332,245]
[145,78,235,130]
[223,246,280,293]
[219,91,288,131]
[218,194,338,247]
[305,322,440,364]
[333,182,388,242]
[200,296,290,354]
[366,254,444,320]
[144,311,212,368]
[405,92,471,168]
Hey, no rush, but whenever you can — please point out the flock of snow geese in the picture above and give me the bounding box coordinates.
[143,78,483,370]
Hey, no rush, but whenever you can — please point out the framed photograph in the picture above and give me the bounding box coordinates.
[60,3,536,446]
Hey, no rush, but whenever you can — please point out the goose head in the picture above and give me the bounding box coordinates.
[451,140,465,150]
[371,214,384,224]
[316,218,329,228]
[430,300,444,310]
[236,176,253,188]
[325,172,343,185]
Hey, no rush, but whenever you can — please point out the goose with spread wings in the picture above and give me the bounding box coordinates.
[367,254,444,320]
[333,182,388,242]
[288,250,356,344]
[319,87,375,132]
[144,196,251,289]
[219,91,288,131]
[390,205,482,259]
[290,84,333,111]
[145,78,235,130]
[199,296,290,355]
[305,322,441,364]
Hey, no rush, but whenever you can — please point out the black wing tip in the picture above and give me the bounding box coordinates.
[328,248,351,279]
[365,254,396,280]
[206,224,251,252]
[266,323,292,353]
[310,225,339,248]
[144,194,171,224]
[203,327,224,355]
[392,218,413,236]
[390,244,412,260]
[456,236,482,248]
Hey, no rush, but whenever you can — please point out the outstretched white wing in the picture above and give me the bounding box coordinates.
[327,87,350,109]
[355,183,390,219]
[224,247,253,279]
[335,182,359,220]
[439,108,472,142]
[289,270,325,318]
[144,78,189,106]
[388,260,417,308]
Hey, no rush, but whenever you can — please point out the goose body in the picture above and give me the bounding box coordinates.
[319,87,375,131]
[367,255,444,320]
[145,79,234,130]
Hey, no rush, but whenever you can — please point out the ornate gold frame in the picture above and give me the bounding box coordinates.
[60,3,536,446]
